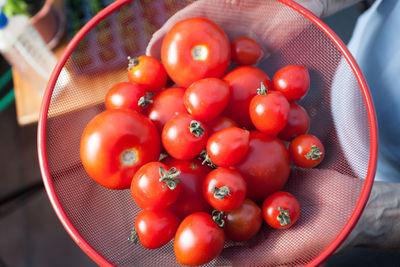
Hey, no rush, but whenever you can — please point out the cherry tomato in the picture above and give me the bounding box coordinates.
[162,114,208,160]
[234,131,290,203]
[289,134,325,168]
[80,109,160,189]
[174,212,225,266]
[223,66,272,128]
[143,87,187,133]
[273,65,310,102]
[203,168,246,211]
[206,127,250,167]
[262,191,300,229]
[128,55,167,92]
[184,78,230,122]
[249,84,290,136]
[230,36,263,66]
[205,116,238,136]
[130,161,181,210]
[161,17,230,88]
[162,157,213,219]
[134,209,180,249]
[278,102,310,141]
[104,82,148,111]
[224,198,263,242]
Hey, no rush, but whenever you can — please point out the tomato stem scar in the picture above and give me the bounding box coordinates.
[191,45,208,61]
[189,120,205,137]
[305,145,323,160]
[159,166,181,190]
[277,206,291,226]
[120,148,138,166]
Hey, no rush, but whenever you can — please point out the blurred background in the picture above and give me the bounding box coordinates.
[1,0,400,266]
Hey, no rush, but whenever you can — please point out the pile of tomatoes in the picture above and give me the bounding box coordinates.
[80,17,325,266]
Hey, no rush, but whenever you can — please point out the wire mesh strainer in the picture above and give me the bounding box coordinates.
[38,0,377,266]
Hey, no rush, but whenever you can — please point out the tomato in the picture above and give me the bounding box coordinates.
[273,65,310,102]
[249,84,290,136]
[130,161,181,210]
[174,212,225,266]
[134,209,180,249]
[203,168,246,211]
[234,131,290,203]
[104,82,148,111]
[289,134,325,168]
[80,109,160,189]
[161,17,230,88]
[278,102,310,141]
[262,191,300,229]
[162,157,213,219]
[205,116,238,136]
[223,66,272,128]
[230,36,263,66]
[162,114,208,160]
[224,198,263,242]
[128,55,167,92]
[143,87,187,133]
[184,78,230,122]
[206,127,249,167]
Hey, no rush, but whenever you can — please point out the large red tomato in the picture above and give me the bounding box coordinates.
[223,66,272,128]
[80,109,160,189]
[233,131,290,203]
[161,17,230,87]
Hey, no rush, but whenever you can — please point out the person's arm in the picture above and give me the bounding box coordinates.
[293,0,363,17]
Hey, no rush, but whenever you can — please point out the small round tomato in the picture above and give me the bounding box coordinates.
[262,191,300,229]
[231,36,263,66]
[143,87,187,133]
[205,116,238,136]
[273,65,310,102]
[174,212,225,266]
[162,114,208,160]
[234,131,290,203]
[184,78,230,122]
[128,55,167,92]
[80,109,160,189]
[130,161,181,210]
[249,84,290,136]
[104,82,148,111]
[224,198,263,242]
[161,17,230,88]
[206,127,250,167]
[134,209,180,249]
[223,66,272,128]
[162,157,213,219]
[203,168,246,211]
[289,134,325,168]
[278,102,310,141]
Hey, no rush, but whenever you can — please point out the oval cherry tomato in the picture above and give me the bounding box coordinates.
[184,78,230,122]
[143,87,187,133]
[162,114,208,160]
[262,191,300,229]
[174,212,225,266]
[223,66,272,128]
[130,161,181,210]
[162,157,213,219]
[161,17,230,88]
[80,109,160,189]
[134,209,180,249]
[230,36,263,66]
[249,84,290,136]
[105,82,148,111]
[205,116,238,136]
[289,134,325,168]
[128,55,167,92]
[224,198,263,242]
[203,168,246,211]
[278,102,310,141]
[273,65,310,102]
[206,127,250,167]
[234,131,290,203]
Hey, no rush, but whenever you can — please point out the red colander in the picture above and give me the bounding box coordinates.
[37,0,378,266]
